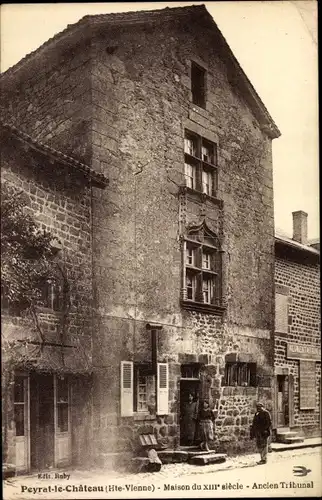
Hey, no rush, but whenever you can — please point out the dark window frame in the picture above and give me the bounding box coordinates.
[191,61,206,108]
[41,277,62,312]
[223,362,257,387]
[184,130,218,200]
[181,225,224,314]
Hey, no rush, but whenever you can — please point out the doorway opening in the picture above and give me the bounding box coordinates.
[180,363,200,446]
[30,373,55,470]
[29,373,71,471]
[277,374,289,427]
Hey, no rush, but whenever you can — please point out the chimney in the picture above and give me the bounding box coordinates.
[292,211,308,245]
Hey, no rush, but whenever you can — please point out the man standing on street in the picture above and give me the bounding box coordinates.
[250,402,272,464]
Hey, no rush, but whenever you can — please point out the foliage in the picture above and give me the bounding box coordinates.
[1,181,57,312]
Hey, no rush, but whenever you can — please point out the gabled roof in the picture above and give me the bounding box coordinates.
[0,120,109,188]
[0,5,280,139]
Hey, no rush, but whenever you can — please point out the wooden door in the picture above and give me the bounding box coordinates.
[30,374,55,470]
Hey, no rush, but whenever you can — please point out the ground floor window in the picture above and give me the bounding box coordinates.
[134,364,155,413]
[224,362,257,387]
[14,375,26,436]
[56,377,69,432]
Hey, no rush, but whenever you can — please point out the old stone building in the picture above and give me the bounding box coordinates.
[1,121,108,473]
[1,5,281,469]
[274,212,320,442]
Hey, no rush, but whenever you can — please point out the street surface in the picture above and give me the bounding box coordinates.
[4,447,321,499]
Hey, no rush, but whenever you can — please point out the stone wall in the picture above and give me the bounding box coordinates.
[0,36,93,163]
[1,10,276,457]
[275,253,320,436]
[88,17,275,456]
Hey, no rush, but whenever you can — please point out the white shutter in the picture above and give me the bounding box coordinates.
[157,363,169,415]
[120,361,133,417]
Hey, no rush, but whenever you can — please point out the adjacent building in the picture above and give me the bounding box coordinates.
[1,121,108,472]
[1,5,286,471]
[274,211,320,441]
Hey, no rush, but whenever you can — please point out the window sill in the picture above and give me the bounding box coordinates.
[222,386,257,396]
[191,102,207,113]
[133,413,156,421]
[181,299,226,316]
[36,306,62,316]
[180,186,223,208]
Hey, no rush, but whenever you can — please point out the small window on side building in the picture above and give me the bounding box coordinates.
[191,62,206,108]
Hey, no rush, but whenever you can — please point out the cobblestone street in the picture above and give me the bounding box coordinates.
[4,447,321,499]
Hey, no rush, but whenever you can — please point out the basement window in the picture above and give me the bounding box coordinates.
[191,62,206,108]
[224,362,257,387]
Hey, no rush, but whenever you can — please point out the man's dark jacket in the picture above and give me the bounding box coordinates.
[250,409,272,439]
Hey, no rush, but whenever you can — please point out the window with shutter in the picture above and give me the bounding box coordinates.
[275,293,288,333]
[133,364,156,414]
[120,361,133,417]
[157,363,169,415]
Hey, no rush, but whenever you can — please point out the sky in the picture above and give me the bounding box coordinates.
[0,1,319,239]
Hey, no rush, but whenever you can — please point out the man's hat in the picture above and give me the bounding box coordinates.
[256,402,264,407]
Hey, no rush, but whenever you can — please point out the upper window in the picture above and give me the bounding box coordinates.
[41,278,61,311]
[184,131,218,198]
[191,62,206,108]
[182,223,222,309]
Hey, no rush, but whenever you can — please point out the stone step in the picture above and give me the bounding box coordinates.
[277,436,304,445]
[158,450,188,464]
[180,446,201,451]
[277,427,290,432]
[271,437,322,452]
[187,449,217,458]
[188,453,227,466]
[276,431,299,439]
[2,463,16,480]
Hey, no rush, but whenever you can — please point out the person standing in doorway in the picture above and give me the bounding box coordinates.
[250,402,272,464]
[181,393,198,446]
[198,399,215,451]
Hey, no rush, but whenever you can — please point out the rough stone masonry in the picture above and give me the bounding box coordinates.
[0,5,281,464]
